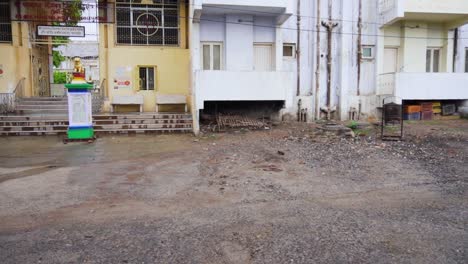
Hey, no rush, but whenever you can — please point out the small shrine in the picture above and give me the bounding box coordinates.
[64,57,95,141]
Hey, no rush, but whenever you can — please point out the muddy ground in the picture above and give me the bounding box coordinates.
[0,120,467,263]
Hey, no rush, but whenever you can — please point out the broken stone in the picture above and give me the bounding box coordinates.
[277,151,285,156]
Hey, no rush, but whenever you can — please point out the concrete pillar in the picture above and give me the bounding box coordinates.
[275,27,283,71]
[445,30,455,73]
[190,8,201,135]
[338,0,354,120]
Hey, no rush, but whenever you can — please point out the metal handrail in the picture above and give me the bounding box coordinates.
[99,78,107,98]
[13,77,26,101]
[0,77,26,114]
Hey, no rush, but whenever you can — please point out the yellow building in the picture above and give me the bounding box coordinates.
[99,0,191,113]
[0,0,51,98]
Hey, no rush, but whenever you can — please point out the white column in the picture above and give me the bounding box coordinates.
[190,5,201,135]
[339,0,354,120]
[275,27,283,72]
[446,30,454,73]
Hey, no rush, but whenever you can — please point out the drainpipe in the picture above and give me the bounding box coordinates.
[314,0,321,120]
[357,0,362,96]
[296,0,301,96]
[453,28,458,72]
[321,2,338,120]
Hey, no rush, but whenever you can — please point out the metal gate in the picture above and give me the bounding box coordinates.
[31,45,51,97]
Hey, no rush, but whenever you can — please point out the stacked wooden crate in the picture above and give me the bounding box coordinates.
[432,102,442,115]
[420,102,433,120]
[403,105,421,120]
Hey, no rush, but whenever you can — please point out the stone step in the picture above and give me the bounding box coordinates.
[0,128,192,136]
[93,114,192,120]
[0,115,68,121]
[19,97,66,101]
[0,119,193,126]
[94,128,192,135]
[0,126,68,132]
[0,120,69,126]
[94,124,192,130]
[17,101,68,106]
[16,105,68,110]
[0,114,193,121]
[94,119,192,125]
[0,123,192,132]
[15,109,68,115]
[0,131,67,136]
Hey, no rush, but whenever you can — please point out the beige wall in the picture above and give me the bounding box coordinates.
[100,1,191,113]
[0,22,31,96]
[382,21,455,73]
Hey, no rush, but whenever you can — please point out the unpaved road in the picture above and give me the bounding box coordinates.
[0,120,467,263]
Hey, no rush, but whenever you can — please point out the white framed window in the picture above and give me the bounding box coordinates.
[115,0,179,46]
[465,48,468,73]
[201,42,222,70]
[426,48,440,73]
[0,1,12,43]
[362,45,374,59]
[138,66,156,91]
[283,44,296,58]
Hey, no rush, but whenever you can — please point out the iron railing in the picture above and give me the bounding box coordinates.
[0,77,26,114]
[91,78,106,113]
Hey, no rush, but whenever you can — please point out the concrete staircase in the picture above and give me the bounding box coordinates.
[15,97,68,115]
[1,97,193,136]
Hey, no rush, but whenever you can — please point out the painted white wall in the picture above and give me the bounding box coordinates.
[395,73,468,100]
[195,71,295,109]
[225,15,254,71]
[192,0,468,125]
[254,17,275,43]
[200,15,225,42]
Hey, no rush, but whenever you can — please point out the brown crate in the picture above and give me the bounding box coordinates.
[420,103,433,112]
[403,105,421,114]
[421,111,433,120]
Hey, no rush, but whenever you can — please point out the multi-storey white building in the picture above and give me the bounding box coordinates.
[189,0,468,133]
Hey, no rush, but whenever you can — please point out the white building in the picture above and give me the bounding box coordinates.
[190,0,468,133]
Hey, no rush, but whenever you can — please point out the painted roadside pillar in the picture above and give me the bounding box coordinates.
[65,58,94,140]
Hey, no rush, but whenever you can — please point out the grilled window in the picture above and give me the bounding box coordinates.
[116,0,179,46]
[426,48,440,73]
[0,1,12,43]
[139,66,156,90]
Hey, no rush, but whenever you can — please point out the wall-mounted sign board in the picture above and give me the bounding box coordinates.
[37,25,85,37]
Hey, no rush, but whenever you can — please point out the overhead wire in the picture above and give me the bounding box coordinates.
[2,1,468,41]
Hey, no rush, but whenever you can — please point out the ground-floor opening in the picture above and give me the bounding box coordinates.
[199,101,285,131]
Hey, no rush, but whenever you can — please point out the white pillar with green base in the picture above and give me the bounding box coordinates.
[65,80,94,140]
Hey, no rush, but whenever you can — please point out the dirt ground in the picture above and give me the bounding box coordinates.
[0,120,467,263]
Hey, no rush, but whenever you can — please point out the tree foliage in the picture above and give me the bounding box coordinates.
[53,0,84,68]
[53,71,68,84]
[53,50,66,68]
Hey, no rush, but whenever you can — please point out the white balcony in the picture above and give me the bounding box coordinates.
[379,0,468,27]
[195,71,295,110]
[378,73,468,100]
[193,0,292,25]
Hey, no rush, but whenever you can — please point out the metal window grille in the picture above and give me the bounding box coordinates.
[0,1,12,43]
[139,66,155,90]
[116,0,179,46]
